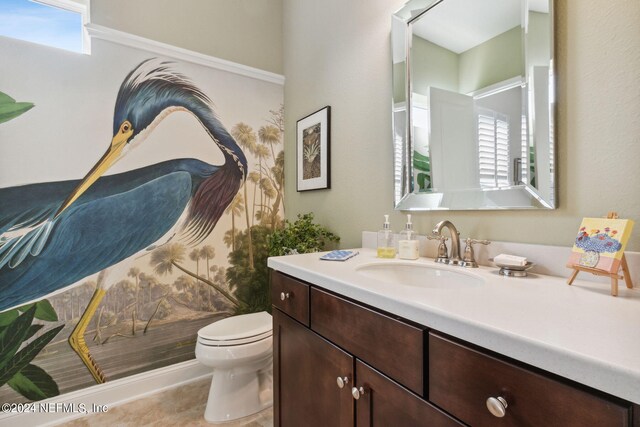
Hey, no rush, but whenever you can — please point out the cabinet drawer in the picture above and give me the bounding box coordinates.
[310,287,425,395]
[429,333,631,427]
[271,271,310,326]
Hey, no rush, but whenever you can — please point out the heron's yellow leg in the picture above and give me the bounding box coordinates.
[68,288,107,384]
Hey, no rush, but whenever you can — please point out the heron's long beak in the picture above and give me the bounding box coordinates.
[54,130,131,218]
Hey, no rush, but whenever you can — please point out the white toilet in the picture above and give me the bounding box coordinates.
[195,311,273,423]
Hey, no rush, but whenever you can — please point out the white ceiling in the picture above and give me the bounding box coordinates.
[412,0,549,54]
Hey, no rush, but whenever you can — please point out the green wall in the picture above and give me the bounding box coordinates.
[458,26,524,94]
[410,36,459,96]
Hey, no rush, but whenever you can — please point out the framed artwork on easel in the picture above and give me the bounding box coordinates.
[568,217,634,273]
[566,213,635,296]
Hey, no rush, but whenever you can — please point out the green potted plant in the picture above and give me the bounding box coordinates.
[268,213,339,257]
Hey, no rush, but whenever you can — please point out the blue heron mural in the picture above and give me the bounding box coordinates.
[0,59,247,384]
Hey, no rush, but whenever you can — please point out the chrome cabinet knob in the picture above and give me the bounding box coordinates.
[486,396,508,418]
[336,376,349,389]
[351,386,366,400]
[280,292,290,301]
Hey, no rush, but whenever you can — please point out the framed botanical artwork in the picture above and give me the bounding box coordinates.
[297,106,330,191]
[567,217,634,274]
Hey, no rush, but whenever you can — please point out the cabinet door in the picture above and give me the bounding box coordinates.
[274,308,354,427]
[354,360,462,427]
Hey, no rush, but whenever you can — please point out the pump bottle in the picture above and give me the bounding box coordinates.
[377,215,396,258]
[398,214,419,260]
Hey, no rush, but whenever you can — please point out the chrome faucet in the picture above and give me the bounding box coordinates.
[431,220,461,265]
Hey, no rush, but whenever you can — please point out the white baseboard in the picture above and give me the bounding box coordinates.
[0,360,211,427]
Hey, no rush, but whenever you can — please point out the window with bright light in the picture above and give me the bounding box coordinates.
[478,110,510,189]
[0,0,89,54]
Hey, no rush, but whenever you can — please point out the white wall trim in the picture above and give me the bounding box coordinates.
[0,360,211,427]
[85,23,285,86]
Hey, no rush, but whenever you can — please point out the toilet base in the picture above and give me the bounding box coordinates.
[204,361,273,423]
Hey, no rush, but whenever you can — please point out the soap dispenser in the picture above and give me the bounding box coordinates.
[398,214,419,260]
[377,215,396,258]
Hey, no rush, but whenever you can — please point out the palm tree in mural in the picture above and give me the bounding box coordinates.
[189,249,202,308]
[259,125,281,166]
[262,106,285,227]
[127,267,141,333]
[224,193,244,251]
[118,279,137,326]
[148,276,164,308]
[258,126,281,225]
[255,144,270,212]
[139,272,160,307]
[232,122,257,153]
[150,243,242,310]
[174,275,196,307]
[247,171,260,224]
[231,123,257,269]
[223,229,237,251]
[200,246,215,279]
[0,59,248,384]
[200,245,215,308]
[268,105,284,133]
[259,178,277,224]
[269,151,285,227]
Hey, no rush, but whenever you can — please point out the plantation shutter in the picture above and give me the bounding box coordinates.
[478,110,509,189]
[521,114,528,184]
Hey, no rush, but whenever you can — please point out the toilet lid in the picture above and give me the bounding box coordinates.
[198,311,272,345]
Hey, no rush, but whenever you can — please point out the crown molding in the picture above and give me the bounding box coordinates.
[86,24,285,86]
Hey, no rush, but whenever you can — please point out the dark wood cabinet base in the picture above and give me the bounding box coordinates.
[271,271,636,426]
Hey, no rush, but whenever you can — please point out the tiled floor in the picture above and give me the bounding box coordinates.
[59,378,273,427]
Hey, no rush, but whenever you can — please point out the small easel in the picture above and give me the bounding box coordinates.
[567,212,633,296]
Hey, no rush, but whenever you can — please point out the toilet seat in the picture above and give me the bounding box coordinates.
[198,312,272,346]
[198,330,272,346]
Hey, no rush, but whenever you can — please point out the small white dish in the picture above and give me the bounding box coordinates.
[489,259,534,277]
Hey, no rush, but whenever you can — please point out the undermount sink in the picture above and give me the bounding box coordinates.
[355,262,484,289]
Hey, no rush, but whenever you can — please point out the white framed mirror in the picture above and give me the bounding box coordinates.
[392,0,555,210]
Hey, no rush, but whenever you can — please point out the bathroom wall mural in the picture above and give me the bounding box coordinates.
[0,37,283,403]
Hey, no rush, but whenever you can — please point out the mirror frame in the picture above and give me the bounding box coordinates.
[392,0,556,211]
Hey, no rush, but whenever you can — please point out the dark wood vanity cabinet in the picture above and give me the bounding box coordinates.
[272,271,459,427]
[271,271,637,426]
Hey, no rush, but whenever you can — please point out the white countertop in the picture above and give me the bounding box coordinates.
[268,248,640,404]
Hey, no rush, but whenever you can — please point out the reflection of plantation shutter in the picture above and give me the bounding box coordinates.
[393,108,406,203]
[495,117,509,186]
[549,117,554,176]
[521,114,528,184]
[478,111,509,189]
[478,114,496,188]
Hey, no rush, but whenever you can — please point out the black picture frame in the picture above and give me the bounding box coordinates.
[296,106,330,191]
